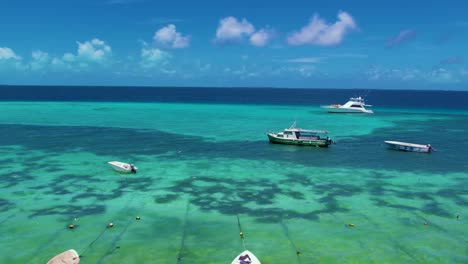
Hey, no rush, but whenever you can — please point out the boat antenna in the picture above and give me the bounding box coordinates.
[236,215,246,251]
[290,120,297,129]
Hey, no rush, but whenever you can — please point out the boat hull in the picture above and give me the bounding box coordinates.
[47,249,80,264]
[325,107,373,114]
[231,250,261,264]
[267,134,331,147]
[385,141,432,153]
[107,161,137,173]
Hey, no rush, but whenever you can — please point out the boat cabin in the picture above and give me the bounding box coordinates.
[276,129,327,140]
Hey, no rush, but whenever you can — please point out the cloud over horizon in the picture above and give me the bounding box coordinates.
[287,11,357,46]
[214,16,273,46]
[386,29,416,48]
[140,47,171,68]
[154,24,190,48]
[0,47,21,60]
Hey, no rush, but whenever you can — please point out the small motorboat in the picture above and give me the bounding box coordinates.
[385,141,433,153]
[107,161,137,173]
[47,249,80,264]
[231,250,261,264]
[321,96,374,114]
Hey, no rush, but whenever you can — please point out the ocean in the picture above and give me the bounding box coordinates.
[0,86,467,263]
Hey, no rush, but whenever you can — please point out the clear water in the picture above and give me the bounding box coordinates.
[0,87,467,263]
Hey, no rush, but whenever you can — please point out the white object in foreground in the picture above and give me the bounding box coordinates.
[231,250,261,264]
[47,249,80,264]
[385,141,433,153]
[107,161,137,173]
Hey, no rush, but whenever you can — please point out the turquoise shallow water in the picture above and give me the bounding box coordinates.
[0,101,467,263]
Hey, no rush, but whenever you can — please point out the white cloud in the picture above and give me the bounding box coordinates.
[287,11,357,46]
[285,57,322,63]
[214,17,274,46]
[365,66,462,84]
[140,47,171,68]
[249,29,273,47]
[76,38,112,62]
[430,68,459,83]
[30,50,50,70]
[62,53,75,62]
[154,24,190,48]
[0,47,21,60]
[215,16,255,42]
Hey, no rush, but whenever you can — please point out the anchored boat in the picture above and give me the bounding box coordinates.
[322,96,374,114]
[107,161,137,173]
[267,122,333,147]
[385,141,433,153]
[231,250,261,264]
[47,249,80,264]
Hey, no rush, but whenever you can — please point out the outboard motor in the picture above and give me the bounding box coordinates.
[130,164,137,173]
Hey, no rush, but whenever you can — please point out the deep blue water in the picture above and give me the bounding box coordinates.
[1,85,468,109]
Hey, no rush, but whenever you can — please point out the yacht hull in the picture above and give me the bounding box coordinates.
[326,107,373,114]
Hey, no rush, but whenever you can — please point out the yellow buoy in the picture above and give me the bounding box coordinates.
[68,224,75,229]
[348,223,355,227]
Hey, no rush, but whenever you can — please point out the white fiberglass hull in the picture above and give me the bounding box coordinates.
[47,249,80,264]
[107,161,137,173]
[385,141,432,153]
[324,106,373,114]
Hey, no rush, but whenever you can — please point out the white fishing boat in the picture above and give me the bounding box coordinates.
[47,249,80,264]
[385,141,433,153]
[267,122,333,147]
[107,161,137,173]
[231,250,261,264]
[322,96,374,114]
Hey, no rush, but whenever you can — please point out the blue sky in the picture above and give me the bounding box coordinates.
[0,0,467,89]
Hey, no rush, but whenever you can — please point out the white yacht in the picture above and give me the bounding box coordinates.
[322,96,374,114]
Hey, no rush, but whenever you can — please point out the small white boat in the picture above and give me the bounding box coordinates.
[231,250,261,264]
[107,161,137,173]
[47,249,80,264]
[322,96,374,114]
[385,141,433,153]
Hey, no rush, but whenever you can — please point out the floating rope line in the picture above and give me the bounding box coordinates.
[236,215,246,251]
[80,186,141,260]
[176,201,190,263]
[280,219,301,262]
[80,224,109,258]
